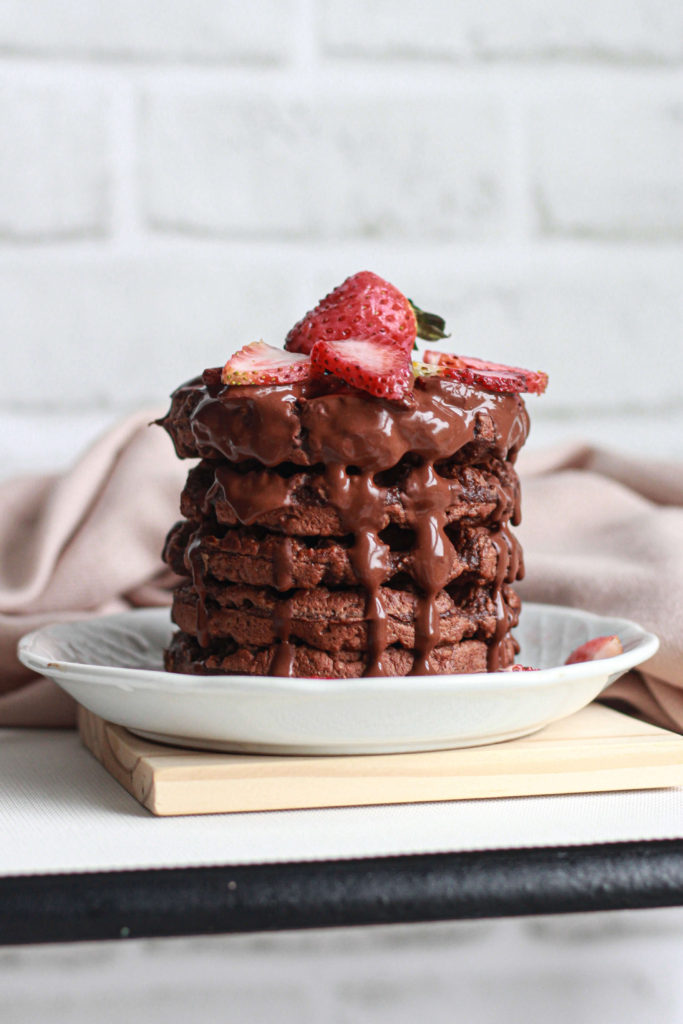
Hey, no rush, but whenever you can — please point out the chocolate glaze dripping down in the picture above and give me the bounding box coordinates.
[273,536,295,591]
[184,524,211,649]
[208,465,293,526]
[271,595,296,677]
[162,374,530,473]
[271,536,297,674]
[324,463,392,677]
[160,373,531,677]
[403,462,456,675]
[487,523,523,671]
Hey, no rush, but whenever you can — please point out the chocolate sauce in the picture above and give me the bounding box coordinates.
[273,535,295,591]
[323,463,393,676]
[487,524,522,671]
[184,525,211,649]
[271,595,296,677]
[403,462,456,674]
[162,374,528,473]
[161,373,529,676]
[207,465,293,526]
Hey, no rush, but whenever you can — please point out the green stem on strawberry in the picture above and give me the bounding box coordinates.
[409,301,450,343]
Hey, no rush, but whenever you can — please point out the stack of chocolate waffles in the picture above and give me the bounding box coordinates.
[159,367,530,678]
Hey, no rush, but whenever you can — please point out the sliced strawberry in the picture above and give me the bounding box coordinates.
[285,271,447,356]
[310,338,413,401]
[423,351,548,395]
[423,351,463,369]
[565,635,624,665]
[503,664,538,672]
[221,341,311,386]
[411,360,443,379]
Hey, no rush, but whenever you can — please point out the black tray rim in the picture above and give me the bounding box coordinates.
[2,838,683,946]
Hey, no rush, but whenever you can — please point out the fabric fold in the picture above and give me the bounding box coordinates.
[0,412,186,718]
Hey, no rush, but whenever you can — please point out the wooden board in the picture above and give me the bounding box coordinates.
[78,704,683,817]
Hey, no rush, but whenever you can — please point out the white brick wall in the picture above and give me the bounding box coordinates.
[0,1,298,64]
[0,83,109,240]
[0,253,300,407]
[320,0,683,62]
[412,260,683,410]
[141,91,507,239]
[141,93,325,238]
[0,1,680,453]
[531,97,683,238]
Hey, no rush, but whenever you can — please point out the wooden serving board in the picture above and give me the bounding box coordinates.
[77,704,683,815]
[78,704,683,817]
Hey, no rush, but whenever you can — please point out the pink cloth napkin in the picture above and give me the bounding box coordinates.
[1,416,682,732]
[0,412,186,726]
[516,444,683,733]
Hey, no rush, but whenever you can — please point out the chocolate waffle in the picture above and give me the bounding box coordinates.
[159,371,529,677]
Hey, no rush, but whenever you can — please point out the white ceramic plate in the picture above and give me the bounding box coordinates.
[18,604,658,755]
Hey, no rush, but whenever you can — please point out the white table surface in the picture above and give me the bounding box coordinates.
[2,728,682,877]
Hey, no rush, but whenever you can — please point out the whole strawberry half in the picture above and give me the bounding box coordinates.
[311,338,413,401]
[423,351,548,395]
[286,271,447,356]
[221,341,311,386]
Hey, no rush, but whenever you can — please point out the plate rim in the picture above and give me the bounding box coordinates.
[17,602,660,696]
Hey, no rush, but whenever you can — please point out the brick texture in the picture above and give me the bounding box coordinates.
[3,249,677,412]
[531,98,683,239]
[0,0,680,435]
[0,84,109,240]
[140,94,318,238]
[141,92,507,240]
[451,272,683,409]
[0,255,298,407]
[0,1,297,63]
[320,0,683,62]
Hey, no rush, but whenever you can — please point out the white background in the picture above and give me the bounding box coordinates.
[1,1,682,1019]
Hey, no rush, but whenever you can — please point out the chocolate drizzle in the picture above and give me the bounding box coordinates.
[487,524,522,672]
[184,524,211,648]
[160,373,530,676]
[206,465,293,526]
[403,462,455,674]
[323,463,392,676]
[273,535,295,591]
[271,594,296,677]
